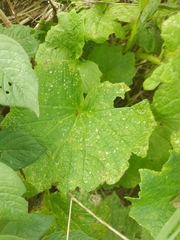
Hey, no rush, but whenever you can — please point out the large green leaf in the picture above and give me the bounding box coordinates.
[0,129,45,170]
[0,25,39,58]
[45,9,84,60]
[0,162,28,222]
[0,34,39,116]
[2,61,156,193]
[88,43,136,85]
[129,151,180,238]
[161,12,180,51]
[0,213,53,240]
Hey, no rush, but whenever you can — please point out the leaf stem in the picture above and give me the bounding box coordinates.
[135,52,161,65]
[69,192,130,240]
[66,197,73,240]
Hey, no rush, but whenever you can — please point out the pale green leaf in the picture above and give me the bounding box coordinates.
[0,25,39,58]
[45,9,84,60]
[129,151,180,238]
[105,4,139,23]
[1,213,53,240]
[2,61,156,193]
[0,129,45,170]
[80,4,124,43]
[88,43,136,85]
[0,162,28,222]
[143,62,179,90]
[71,60,102,93]
[0,34,39,116]
[161,12,180,51]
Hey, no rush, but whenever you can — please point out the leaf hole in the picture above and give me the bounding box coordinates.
[0,86,2,89]
[8,82,12,86]
[5,91,10,94]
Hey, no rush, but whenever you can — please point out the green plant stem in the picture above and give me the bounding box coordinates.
[155,209,180,240]
[135,52,161,65]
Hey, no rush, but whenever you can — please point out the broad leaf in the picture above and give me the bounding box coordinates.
[2,61,156,193]
[0,129,45,170]
[161,12,180,51]
[0,162,28,222]
[129,151,180,237]
[171,130,180,154]
[0,213,53,240]
[0,25,39,58]
[45,9,84,60]
[88,43,136,85]
[0,34,39,116]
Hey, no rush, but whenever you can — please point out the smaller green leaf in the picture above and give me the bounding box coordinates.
[44,231,96,240]
[80,4,124,43]
[88,43,136,85]
[0,129,45,170]
[1,213,53,240]
[71,60,102,93]
[143,63,178,90]
[161,12,180,51]
[0,25,39,58]
[0,162,28,222]
[0,34,39,116]
[106,4,139,23]
[45,9,84,60]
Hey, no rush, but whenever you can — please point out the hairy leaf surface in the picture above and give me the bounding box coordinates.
[2,61,156,193]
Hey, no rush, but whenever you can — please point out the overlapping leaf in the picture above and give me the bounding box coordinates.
[0,162,28,222]
[88,43,136,85]
[0,213,53,240]
[129,151,180,238]
[45,9,84,60]
[2,61,156,193]
[0,129,45,170]
[0,34,39,116]
[161,12,180,51]
[0,25,39,58]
